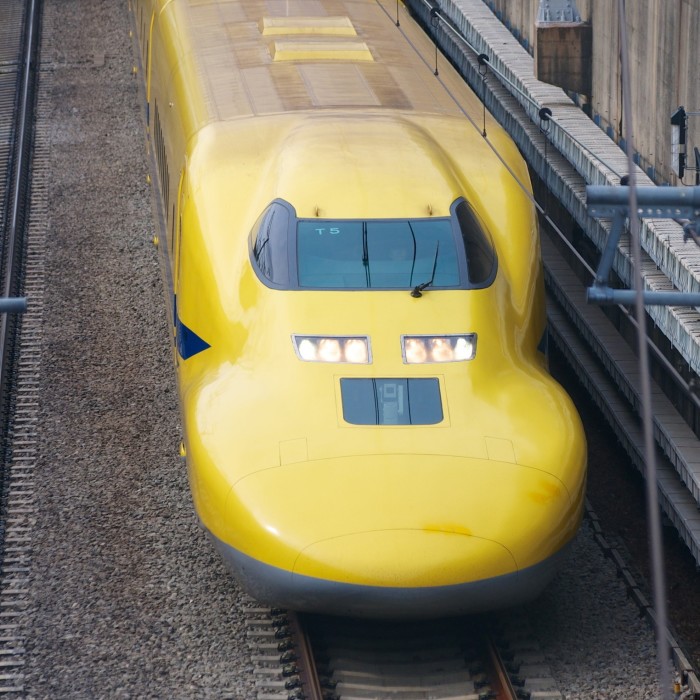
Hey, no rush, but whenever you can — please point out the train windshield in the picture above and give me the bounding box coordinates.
[249,199,496,290]
[298,219,459,289]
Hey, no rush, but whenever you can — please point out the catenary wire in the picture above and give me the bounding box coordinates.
[413,0,627,180]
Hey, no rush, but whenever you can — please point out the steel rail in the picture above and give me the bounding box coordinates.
[287,613,325,700]
[483,637,519,700]
[289,613,525,699]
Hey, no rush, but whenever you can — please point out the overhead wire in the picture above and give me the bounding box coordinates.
[413,0,627,180]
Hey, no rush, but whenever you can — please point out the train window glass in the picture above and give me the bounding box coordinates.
[251,202,290,286]
[297,219,458,289]
[340,378,443,425]
[455,201,496,285]
[366,220,459,288]
[297,221,365,288]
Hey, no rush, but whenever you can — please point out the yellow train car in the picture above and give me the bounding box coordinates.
[131,0,586,617]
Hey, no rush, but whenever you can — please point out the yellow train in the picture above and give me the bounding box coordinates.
[131,0,586,617]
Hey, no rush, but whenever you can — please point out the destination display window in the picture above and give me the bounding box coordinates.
[340,378,443,425]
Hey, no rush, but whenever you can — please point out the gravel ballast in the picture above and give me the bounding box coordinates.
[25,1,254,696]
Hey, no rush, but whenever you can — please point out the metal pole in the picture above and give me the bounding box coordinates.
[618,2,671,697]
[587,287,700,307]
[0,299,27,314]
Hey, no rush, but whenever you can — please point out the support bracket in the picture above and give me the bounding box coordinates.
[586,185,700,307]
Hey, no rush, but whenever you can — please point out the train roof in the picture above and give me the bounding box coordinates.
[151,0,490,124]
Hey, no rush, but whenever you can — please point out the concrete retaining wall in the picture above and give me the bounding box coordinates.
[484,0,700,185]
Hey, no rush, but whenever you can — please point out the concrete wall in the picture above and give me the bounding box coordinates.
[483,0,700,184]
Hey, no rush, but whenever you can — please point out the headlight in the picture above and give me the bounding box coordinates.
[402,334,477,363]
[293,335,371,363]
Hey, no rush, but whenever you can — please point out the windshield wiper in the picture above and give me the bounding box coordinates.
[411,241,439,297]
[362,222,371,287]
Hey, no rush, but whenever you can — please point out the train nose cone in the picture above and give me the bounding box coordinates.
[214,454,579,616]
[225,452,577,573]
[294,530,515,587]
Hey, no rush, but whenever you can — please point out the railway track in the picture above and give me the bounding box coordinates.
[247,605,555,699]
[0,0,36,365]
[0,0,43,693]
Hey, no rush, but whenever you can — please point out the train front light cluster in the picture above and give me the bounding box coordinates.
[402,334,477,363]
[293,335,370,363]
